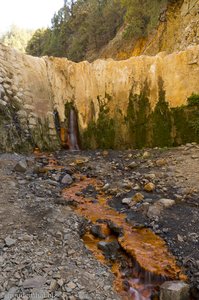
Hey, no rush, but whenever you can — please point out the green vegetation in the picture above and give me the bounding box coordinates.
[125,80,173,149]
[126,85,151,148]
[0,1,182,60]
[25,0,175,62]
[185,94,199,136]
[151,79,173,147]
[83,97,116,149]
[0,25,33,53]
[110,82,199,149]
[187,93,199,106]
[26,0,124,61]
[81,86,199,150]
[121,0,168,39]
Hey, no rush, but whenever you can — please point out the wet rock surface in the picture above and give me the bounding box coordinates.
[0,144,199,299]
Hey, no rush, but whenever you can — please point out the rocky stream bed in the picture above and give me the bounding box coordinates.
[0,144,199,300]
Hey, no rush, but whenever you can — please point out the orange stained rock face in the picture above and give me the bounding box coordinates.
[60,127,69,148]
[62,176,186,282]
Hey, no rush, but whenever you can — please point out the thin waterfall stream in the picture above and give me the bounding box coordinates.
[68,108,80,151]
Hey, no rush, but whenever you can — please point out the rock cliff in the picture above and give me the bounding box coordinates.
[0,43,199,151]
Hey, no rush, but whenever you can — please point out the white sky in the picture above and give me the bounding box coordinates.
[0,0,64,34]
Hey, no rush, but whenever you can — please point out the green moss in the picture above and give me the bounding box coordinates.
[82,98,116,149]
[82,121,97,149]
[126,85,151,148]
[151,79,173,147]
[81,88,199,150]
[187,93,199,107]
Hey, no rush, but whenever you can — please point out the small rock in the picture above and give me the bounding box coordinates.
[57,278,64,287]
[0,99,7,106]
[147,204,162,219]
[61,174,73,185]
[128,162,138,169]
[74,157,89,164]
[133,184,141,191]
[143,151,150,159]
[145,173,156,180]
[67,281,76,290]
[132,193,144,202]
[191,155,199,159]
[147,198,175,219]
[102,150,109,156]
[107,221,123,236]
[156,159,167,167]
[5,236,16,247]
[144,182,155,192]
[122,197,132,205]
[160,281,189,300]
[14,160,28,172]
[102,183,110,191]
[177,234,184,242]
[23,276,46,289]
[49,279,58,291]
[157,199,175,208]
[90,225,106,239]
[97,241,120,253]
[0,256,4,265]
[18,234,33,242]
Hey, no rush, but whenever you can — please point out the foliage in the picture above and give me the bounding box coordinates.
[187,93,199,106]
[26,0,179,61]
[120,0,168,38]
[25,28,51,56]
[0,25,33,52]
[3,1,179,60]
[26,0,124,62]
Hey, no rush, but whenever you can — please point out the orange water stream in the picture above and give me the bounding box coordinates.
[61,175,186,299]
[33,151,186,299]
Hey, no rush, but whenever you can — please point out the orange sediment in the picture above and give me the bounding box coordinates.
[62,176,186,282]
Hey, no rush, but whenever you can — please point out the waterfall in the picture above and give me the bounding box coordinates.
[68,108,80,150]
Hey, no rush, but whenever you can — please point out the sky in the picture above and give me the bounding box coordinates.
[0,0,64,34]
